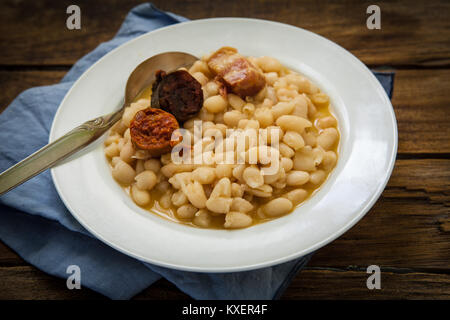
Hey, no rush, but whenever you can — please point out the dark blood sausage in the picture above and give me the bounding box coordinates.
[207,47,266,98]
[130,107,180,156]
[151,70,203,123]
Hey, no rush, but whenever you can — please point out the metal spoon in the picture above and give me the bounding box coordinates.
[0,52,198,195]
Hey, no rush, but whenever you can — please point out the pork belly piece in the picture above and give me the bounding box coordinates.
[207,47,266,97]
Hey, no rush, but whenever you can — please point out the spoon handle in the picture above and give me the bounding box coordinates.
[0,109,123,196]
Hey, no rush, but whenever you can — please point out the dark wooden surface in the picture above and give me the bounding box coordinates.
[0,0,449,300]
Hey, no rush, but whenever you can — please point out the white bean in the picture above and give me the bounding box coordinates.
[192,167,216,184]
[206,197,232,214]
[281,157,294,172]
[159,191,173,209]
[111,156,121,167]
[293,148,316,171]
[264,72,278,85]
[286,171,310,186]
[120,141,135,163]
[186,181,207,209]
[302,131,317,147]
[135,160,145,175]
[282,131,305,150]
[210,177,231,198]
[243,166,264,188]
[224,211,252,229]
[204,95,228,113]
[317,127,338,150]
[130,184,151,206]
[104,142,120,158]
[254,107,274,128]
[322,151,337,170]
[135,170,157,190]
[112,160,136,185]
[224,110,246,127]
[276,115,312,133]
[231,198,254,213]
[189,60,211,77]
[242,103,255,117]
[172,190,188,207]
[256,56,282,72]
[192,72,209,86]
[104,134,120,146]
[110,120,127,135]
[204,81,219,96]
[271,101,295,119]
[310,170,326,185]
[284,189,308,205]
[311,92,330,108]
[231,183,245,197]
[193,209,212,228]
[176,204,198,219]
[263,198,293,217]
[291,95,308,118]
[279,143,295,158]
[232,164,246,182]
[144,159,161,172]
[198,107,215,121]
[317,116,337,129]
[228,94,245,111]
[156,180,170,193]
[215,164,233,179]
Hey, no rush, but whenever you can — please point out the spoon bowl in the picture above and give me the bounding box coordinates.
[125,52,198,104]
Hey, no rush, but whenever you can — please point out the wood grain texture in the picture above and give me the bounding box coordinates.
[0,0,449,67]
[1,265,448,300]
[392,69,450,154]
[0,266,190,300]
[0,0,448,301]
[311,159,450,270]
[283,269,450,299]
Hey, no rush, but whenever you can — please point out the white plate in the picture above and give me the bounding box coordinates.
[50,18,397,272]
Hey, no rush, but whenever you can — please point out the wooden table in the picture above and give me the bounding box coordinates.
[0,0,448,299]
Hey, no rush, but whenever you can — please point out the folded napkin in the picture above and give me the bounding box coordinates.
[0,3,394,300]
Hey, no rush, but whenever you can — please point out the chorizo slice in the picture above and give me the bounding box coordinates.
[151,70,203,123]
[130,107,180,156]
[207,47,266,97]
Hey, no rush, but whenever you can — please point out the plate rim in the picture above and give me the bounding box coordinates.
[50,17,398,272]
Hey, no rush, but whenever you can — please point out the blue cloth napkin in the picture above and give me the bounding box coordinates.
[0,3,394,300]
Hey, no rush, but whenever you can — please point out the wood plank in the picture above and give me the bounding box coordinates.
[0,266,103,299]
[309,198,450,269]
[0,265,448,299]
[310,159,450,269]
[1,68,449,153]
[0,0,142,66]
[0,265,189,300]
[0,0,447,302]
[283,269,450,299]
[0,242,20,266]
[392,69,450,154]
[0,0,448,67]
